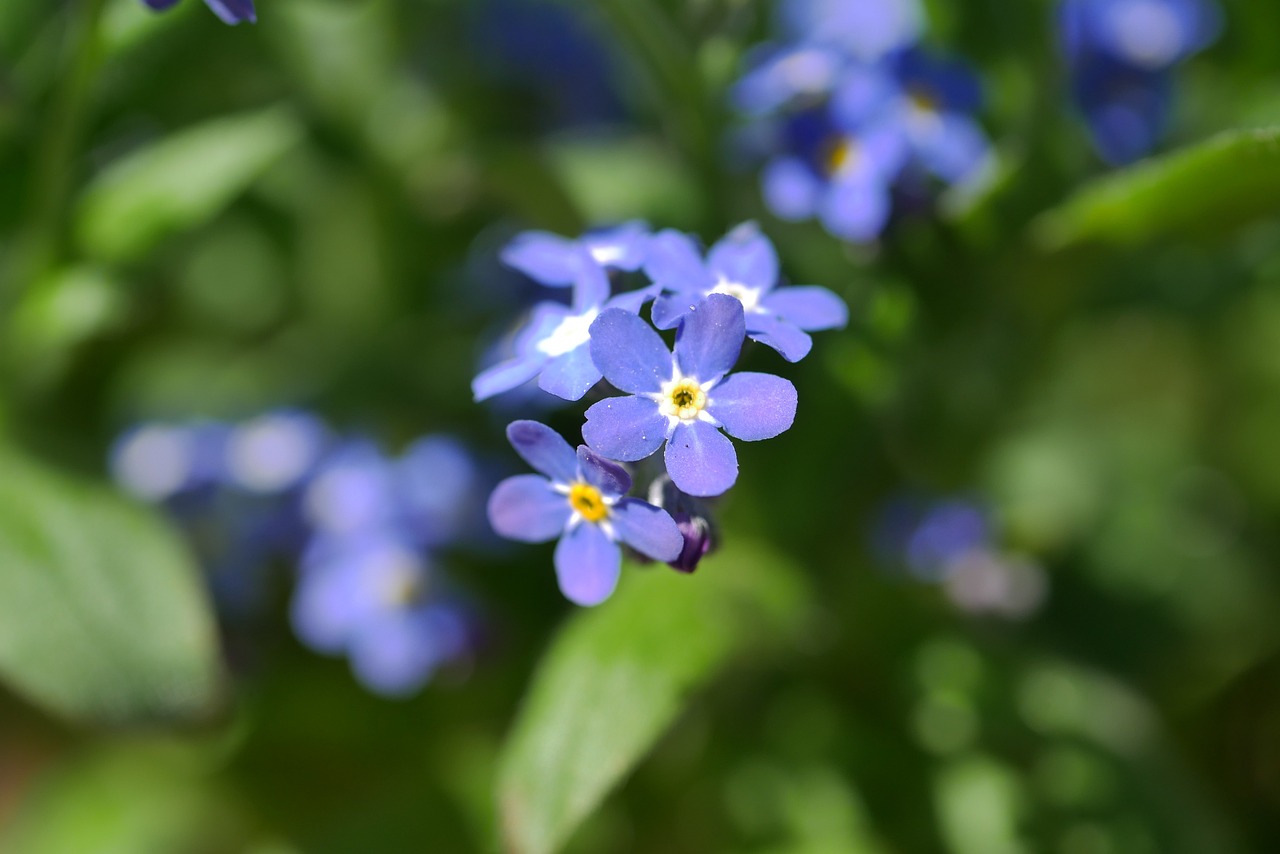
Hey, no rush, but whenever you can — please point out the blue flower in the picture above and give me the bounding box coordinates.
[397,435,487,547]
[141,0,256,25]
[1069,53,1173,165]
[473,249,652,402]
[224,410,329,494]
[582,294,798,497]
[757,66,909,242]
[487,421,683,605]
[1060,0,1220,72]
[778,0,924,62]
[111,420,231,501]
[303,440,402,539]
[732,44,848,116]
[501,221,651,285]
[890,49,991,185]
[291,535,473,696]
[645,223,848,362]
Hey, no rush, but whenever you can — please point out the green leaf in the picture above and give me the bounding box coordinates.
[1033,127,1280,250]
[496,540,809,854]
[0,447,224,726]
[75,105,304,262]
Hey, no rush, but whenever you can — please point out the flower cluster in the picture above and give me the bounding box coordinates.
[141,0,256,25]
[479,221,847,605]
[111,412,485,696]
[873,495,1048,619]
[730,0,991,243]
[1059,0,1221,165]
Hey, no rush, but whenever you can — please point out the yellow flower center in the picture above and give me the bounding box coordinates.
[568,482,609,523]
[909,89,939,116]
[661,378,708,421]
[826,137,859,177]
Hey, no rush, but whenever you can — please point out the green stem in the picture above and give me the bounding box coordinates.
[4,0,106,309]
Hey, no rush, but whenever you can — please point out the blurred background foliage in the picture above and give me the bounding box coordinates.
[2,0,1280,851]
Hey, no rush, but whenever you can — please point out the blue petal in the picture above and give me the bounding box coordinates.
[576,445,631,498]
[537,345,601,401]
[746,313,814,362]
[473,353,546,401]
[505,420,579,483]
[142,0,183,9]
[290,563,361,654]
[554,522,622,606]
[500,231,580,286]
[762,157,822,220]
[349,615,439,697]
[588,308,673,394]
[570,254,611,312]
[650,293,695,330]
[643,229,713,293]
[664,420,738,497]
[707,372,797,441]
[488,474,572,542]
[582,396,668,462]
[610,498,683,561]
[582,221,650,271]
[819,176,891,242]
[673,294,745,384]
[706,221,779,292]
[830,64,899,126]
[606,285,661,315]
[203,0,256,24]
[761,286,849,330]
[912,113,990,184]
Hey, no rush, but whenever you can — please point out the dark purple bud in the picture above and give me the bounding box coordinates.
[648,475,718,573]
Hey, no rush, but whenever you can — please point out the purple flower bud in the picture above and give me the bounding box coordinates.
[648,475,718,573]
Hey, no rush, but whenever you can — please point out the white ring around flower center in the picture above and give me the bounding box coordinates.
[710,279,762,312]
[536,308,599,358]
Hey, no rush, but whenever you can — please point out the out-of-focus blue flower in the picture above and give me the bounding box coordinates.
[473,249,653,402]
[582,295,797,497]
[753,66,910,242]
[1060,0,1221,71]
[303,440,401,539]
[732,44,847,116]
[501,221,651,285]
[890,49,991,185]
[645,222,848,362]
[1059,0,1218,165]
[397,435,486,547]
[487,421,682,606]
[291,536,473,696]
[906,500,990,580]
[111,421,231,501]
[1069,54,1173,165]
[779,0,925,62]
[141,0,256,25]
[224,410,329,495]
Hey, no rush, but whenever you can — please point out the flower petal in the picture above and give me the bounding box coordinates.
[500,231,580,286]
[707,372,797,441]
[761,286,849,331]
[487,474,572,542]
[588,308,672,394]
[537,345,601,401]
[664,420,738,497]
[819,176,891,243]
[142,0,183,9]
[582,396,668,462]
[707,222,779,292]
[650,293,694,330]
[473,354,545,402]
[610,498,683,561]
[349,615,439,697]
[762,157,821,220]
[746,314,814,362]
[674,294,746,384]
[576,445,631,497]
[203,0,256,24]
[570,253,611,312]
[555,522,622,606]
[505,420,579,482]
[643,229,713,293]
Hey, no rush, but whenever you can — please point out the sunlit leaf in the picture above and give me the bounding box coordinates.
[0,446,224,726]
[496,540,809,854]
[1033,127,1280,249]
[75,105,304,262]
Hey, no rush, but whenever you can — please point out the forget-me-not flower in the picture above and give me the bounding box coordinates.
[141,0,256,24]
[487,420,683,605]
[732,44,847,117]
[473,249,651,402]
[501,221,651,285]
[779,0,924,62]
[291,535,474,696]
[583,294,798,497]
[890,49,991,185]
[646,222,848,362]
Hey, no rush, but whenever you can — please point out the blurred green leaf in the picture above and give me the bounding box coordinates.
[75,105,304,262]
[496,541,809,854]
[1034,127,1280,249]
[0,447,224,726]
